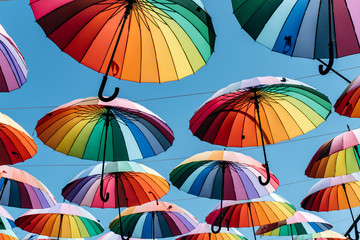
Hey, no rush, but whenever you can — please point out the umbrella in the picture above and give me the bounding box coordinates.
[294,230,348,240]
[175,223,248,240]
[190,76,331,185]
[0,229,17,240]
[256,211,332,240]
[170,150,279,232]
[301,172,360,239]
[62,161,170,208]
[335,75,360,117]
[35,97,174,202]
[206,193,296,240]
[15,203,104,239]
[109,201,198,240]
[231,0,359,80]
[0,165,56,209]
[305,127,360,178]
[0,24,27,92]
[29,0,216,101]
[0,112,36,165]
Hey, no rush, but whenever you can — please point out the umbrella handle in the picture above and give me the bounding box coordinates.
[211,218,223,234]
[318,42,334,75]
[100,170,109,202]
[258,162,271,186]
[98,75,119,102]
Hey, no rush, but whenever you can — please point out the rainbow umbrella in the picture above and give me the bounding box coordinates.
[176,223,248,240]
[36,97,174,202]
[306,127,360,178]
[301,172,360,239]
[0,24,27,92]
[15,203,104,239]
[256,211,332,240]
[29,0,216,101]
[0,165,56,209]
[190,76,331,185]
[206,193,296,240]
[109,201,198,240]
[294,230,348,240]
[62,161,169,208]
[0,112,37,165]
[170,150,279,232]
[231,0,360,80]
[335,75,360,117]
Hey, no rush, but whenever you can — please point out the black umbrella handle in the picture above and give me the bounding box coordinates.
[318,41,334,75]
[258,162,271,186]
[98,75,119,102]
[211,215,224,234]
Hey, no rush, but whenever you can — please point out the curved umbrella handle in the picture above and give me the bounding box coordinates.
[318,42,334,75]
[211,217,223,234]
[98,75,119,102]
[258,162,271,186]
[99,163,109,202]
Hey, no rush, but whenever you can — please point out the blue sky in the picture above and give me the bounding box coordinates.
[1,0,360,239]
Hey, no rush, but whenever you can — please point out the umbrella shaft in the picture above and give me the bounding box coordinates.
[247,203,256,240]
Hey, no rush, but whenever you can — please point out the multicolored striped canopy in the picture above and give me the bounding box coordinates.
[294,230,348,240]
[15,203,104,238]
[256,211,332,236]
[21,233,84,240]
[170,150,279,200]
[0,112,37,165]
[175,223,248,240]
[206,193,296,228]
[231,0,360,59]
[30,0,215,83]
[0,165,56,209]
[0,24,27,92]
[306,128,360,178]
[190,76,331,147]
[335,75,360,117]
[62,161,170,208]
[109,201,198,239]
[301,172,360,212]
[36,97,174,161]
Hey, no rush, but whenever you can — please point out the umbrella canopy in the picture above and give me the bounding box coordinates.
[36,97,174,161]
[0,24,27,92]
[294,230,348,240]
[21,233,84,240]
[30,0,216,101]
[190,76,331,185]
[15,203,104,239]
[306,128,360,178]
[206,193,296,239]
[0,229,17,240]
[62,161,170,208]
[0,165,56,209]
[256,211,332,237]
[0,112,37,165]
[175,223,248,240]
[335,75,360,117]
[109,201,198,239]
[170,150,279,200]
[231,0,360,77]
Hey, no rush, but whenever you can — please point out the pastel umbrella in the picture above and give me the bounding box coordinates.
[335,75,360,117]
[29,0,216,102]
[15,203,104,239]
[35,97,174,202]
[0,165,56,209]
[62,161,170,208]
[0,112,37,165]
[231,0,360,79]
[0,24,27,92]
[190,76,331,185]
[109,201,198,239]
[170,150,279,232]
[175,223,248,240]
[305,127,360,178]
[294,230,348,240]
[205,193,296,240]
[256,211,332,240]
[301,172,360,239]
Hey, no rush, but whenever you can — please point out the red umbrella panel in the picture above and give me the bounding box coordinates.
[335,75,360,117]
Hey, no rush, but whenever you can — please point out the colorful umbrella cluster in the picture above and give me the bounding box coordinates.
[0,24,27,92]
